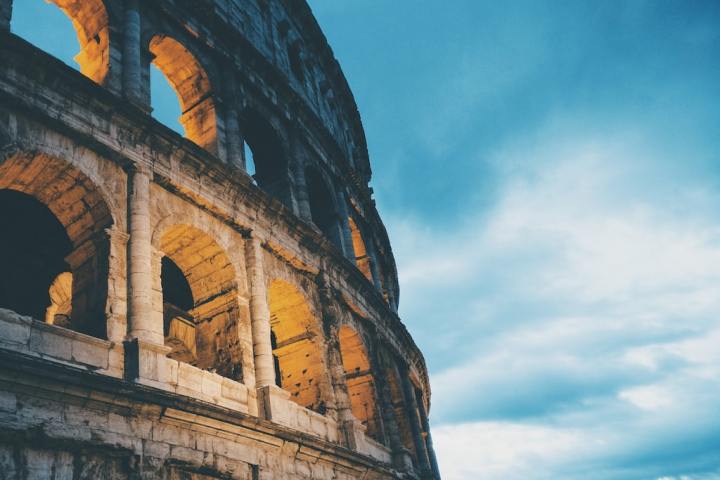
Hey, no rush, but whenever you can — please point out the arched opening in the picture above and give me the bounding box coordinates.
[348,217,373,281]
[11,0,110,84]
[338,325,382,441]
[0,190,72,322]
[241,109,287,199]
[149,35,218,153]
[0,153,113,338]
[305,167,342,250]
[161,256,195,364]
[288,41,305,83]
[268,279,328,413]
[159,225,242,381]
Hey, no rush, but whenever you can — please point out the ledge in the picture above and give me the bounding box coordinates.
[0,345,397,473]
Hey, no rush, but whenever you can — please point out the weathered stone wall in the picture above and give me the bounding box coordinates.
[0,0,439,478]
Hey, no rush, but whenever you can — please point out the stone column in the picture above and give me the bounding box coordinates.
[386,277,398,313]
[223,68,244,170]
[105,227,129,343]
[122,0,142,104]
[244,235,274,388]
[288,130,312,222]
[400,365,432,475]
[365,238,384,292]
[416,389,442,479]
[317,277,363,448]
[335,188,355,261]
[371,346,414,471]
[127,165,162,345]
[0,0,11,31]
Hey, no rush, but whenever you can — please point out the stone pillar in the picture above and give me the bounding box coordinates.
[288,131,312,222]
[318,277,364,449]
[0,0,11,31]
[335,189,355,261]
[127,165,162,345]
[400,365,432,475]
[105,227,129,343]
[223,68,244,170]
[386,277,398,313]
[372,346,414,471]
[244,235,275,388]
[122,0,142,104]
[365,238,384,292]
[416,390,442,479]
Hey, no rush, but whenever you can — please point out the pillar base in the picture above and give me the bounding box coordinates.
[257,384,291,422]
[393,446,415,473]
[341,418,367,452]
[124,338,172,388]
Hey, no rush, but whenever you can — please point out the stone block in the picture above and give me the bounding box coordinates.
[103,343,125,378]
[125,339,172,389]
[0,391,16,413]
[25,449,56,480]
[201,370,222,400]
[71,337,109,369]
[258,385,291,425]
[221,377,248,407]
[29,327,71,360]
[170,445,205,465]
[0,309,32,347]
[309,413,328,439]
[160,356,180,386]
[178,361,203,394]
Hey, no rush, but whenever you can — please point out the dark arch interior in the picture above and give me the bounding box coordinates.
[288,42,305,82]
[161,255,194,341]
[0,189,72,320]
[305,168,341,249]
[242,111,286,197]
[270,329,282,388]
[161,256,193,312]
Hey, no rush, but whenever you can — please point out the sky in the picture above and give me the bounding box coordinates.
[11,1,720,479]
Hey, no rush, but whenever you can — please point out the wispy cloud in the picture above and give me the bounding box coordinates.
[389,128,720,478]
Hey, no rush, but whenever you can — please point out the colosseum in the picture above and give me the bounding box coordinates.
[0,1,440,479]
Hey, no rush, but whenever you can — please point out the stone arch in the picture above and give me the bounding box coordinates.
[241,108,290,200]
[338,324,382,441]
[267,279,329,413]
[148,35,219,153]
[13,0,111,84]
[0,151,114,338]
[347,217,373,282]
[157,224,243,381]
[305,166,343,250]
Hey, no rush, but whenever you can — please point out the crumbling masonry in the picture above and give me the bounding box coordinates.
[0,1,440,479]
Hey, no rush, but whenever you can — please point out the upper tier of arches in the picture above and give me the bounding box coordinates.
[3,0,400,311]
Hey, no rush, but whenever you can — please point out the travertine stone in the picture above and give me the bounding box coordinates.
[245,235,275,391]
[0,0,438,477]
[128,165,162,345]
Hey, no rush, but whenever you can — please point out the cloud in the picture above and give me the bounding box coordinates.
[388,125,720,478]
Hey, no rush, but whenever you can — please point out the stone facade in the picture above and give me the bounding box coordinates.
[0,1,439,478]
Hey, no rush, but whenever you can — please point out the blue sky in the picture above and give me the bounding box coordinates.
[11,1,720,479]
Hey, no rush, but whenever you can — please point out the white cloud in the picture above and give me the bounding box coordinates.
[389,129,720,479]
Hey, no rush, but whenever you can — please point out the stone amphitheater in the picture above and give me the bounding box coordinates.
[0,1,440,479]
